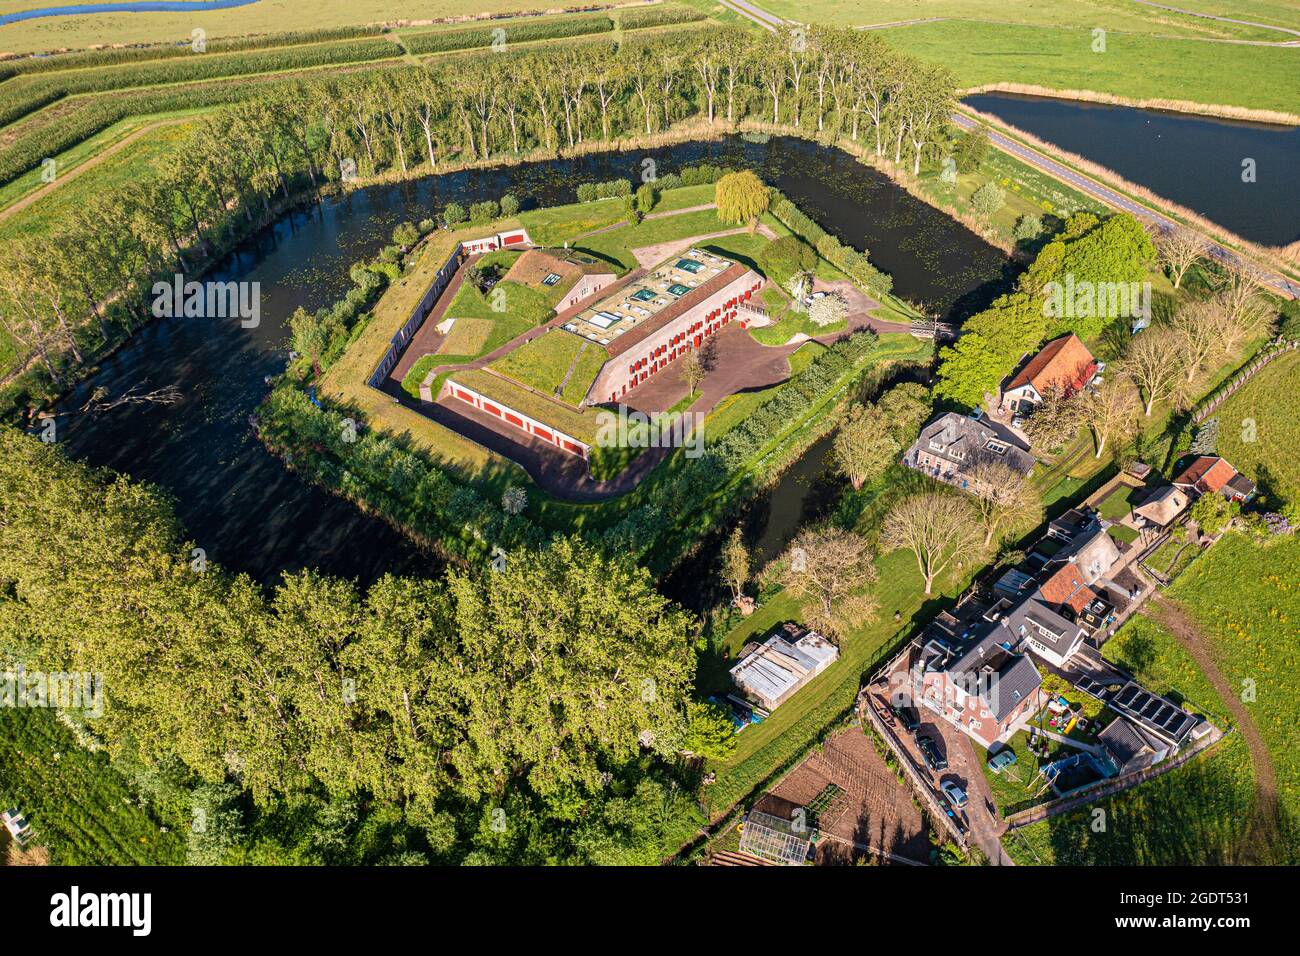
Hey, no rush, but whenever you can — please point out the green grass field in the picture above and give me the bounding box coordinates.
[0,708,185,865]
[882,20,1300,114]
[0,116,195,236]
[1211,347,1300,510]
[1165,533,1300,841]
[762,0,1294,40]
[489,328,603,404]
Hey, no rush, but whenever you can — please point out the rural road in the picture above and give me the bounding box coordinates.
[951,111,1300,300]
[718,0,781,32]
[1130,0,1300,43]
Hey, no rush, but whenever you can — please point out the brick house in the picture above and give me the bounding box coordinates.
[1000,333,1098,415]
[1172,455,1256,503]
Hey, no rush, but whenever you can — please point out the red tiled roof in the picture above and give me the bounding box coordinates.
[604,263,750,358]
[1173,456,1237,494]
[1006,333,1096,395]
[1038,562,1095,616]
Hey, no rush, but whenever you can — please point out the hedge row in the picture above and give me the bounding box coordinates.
[767,188,894,297]
[0,71,336,185]
[401,15,614,55]
[0,86,65,129]
[0,35,397,118]
[3,25,386,76]
[618,5,709,30]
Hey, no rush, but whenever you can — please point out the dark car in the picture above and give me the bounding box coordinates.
[916,735,948,771]
[893,703,921,732]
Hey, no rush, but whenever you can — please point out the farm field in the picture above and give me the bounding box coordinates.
[881,20,1300,115]
[1210,348,1300,511]
[0,708,184,865]
[0,1,564,54]
[760,0,1292,39]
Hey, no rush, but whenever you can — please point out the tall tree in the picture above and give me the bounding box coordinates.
[831,403,898,491]
[881,491,981,595]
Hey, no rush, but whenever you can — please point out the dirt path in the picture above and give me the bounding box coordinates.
[1146,592,1282,860]
[0,118,186,223]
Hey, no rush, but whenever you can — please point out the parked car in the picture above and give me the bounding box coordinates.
[916,735,947,771]
[893,703,921,732]
[940,781,968,810]
[988,749,1018,774]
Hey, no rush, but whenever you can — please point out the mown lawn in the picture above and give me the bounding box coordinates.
[576,207,732,271]
[0,708,184,865]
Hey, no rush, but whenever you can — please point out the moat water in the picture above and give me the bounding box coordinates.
[53,135,1010,596]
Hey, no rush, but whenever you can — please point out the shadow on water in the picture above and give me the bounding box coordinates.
[55,135,1006,588]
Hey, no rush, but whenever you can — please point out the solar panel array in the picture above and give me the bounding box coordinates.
[1111,681,1192,740]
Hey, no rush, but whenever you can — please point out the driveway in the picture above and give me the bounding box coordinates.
[893,710,1015,865]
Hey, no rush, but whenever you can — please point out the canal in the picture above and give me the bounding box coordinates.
[964,92,1300,248]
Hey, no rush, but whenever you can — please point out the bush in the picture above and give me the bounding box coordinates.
[766,188,892,295]
[418,218,436,234]
[500,194,520,217]
[392,222,420,247]
[1013,214,1043,241]
[619,5,708,31]
[469,200,499,223]
[972,182,1004,218]
[400,15,613,55]
[597,178,631,199]
[758,235,817,286]
[635,182,657,214]
[441,202,466,227]
[576,183,598,203]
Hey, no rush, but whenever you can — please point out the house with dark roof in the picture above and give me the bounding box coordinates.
[917,626,1045,748]
[1173,455,1256,503]
[1000,597,1087,668]
[1000,333,1098,415]
[903,412,1036,497]
[1097,717,1168,776]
